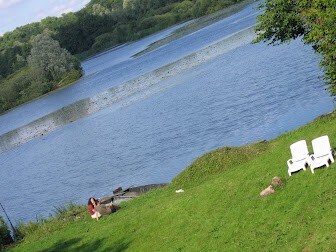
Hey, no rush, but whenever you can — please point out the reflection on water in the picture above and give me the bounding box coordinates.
[0,2,334,223]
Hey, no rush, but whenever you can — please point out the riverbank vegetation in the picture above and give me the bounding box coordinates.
[0,0,250,114]
[0,217,13,249]
[5,110,336,251]
[0,31,82,113]
[255,0,336,97]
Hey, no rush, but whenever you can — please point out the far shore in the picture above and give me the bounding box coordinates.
[80,0,257,61]
[0,0,257,123]
[0,23,257,153]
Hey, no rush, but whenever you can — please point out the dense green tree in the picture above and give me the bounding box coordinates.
[92,3,112,15]
[255,0,336,96]
[27,31,81,82]
[171,0,193,20]
[1,0,246,66]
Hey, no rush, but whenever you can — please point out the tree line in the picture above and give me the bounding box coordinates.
[1,0,335,114]
[0,0,244,113]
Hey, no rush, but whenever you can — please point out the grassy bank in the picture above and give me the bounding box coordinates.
[9,110,336,251]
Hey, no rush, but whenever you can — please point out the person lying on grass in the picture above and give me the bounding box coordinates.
[87,197,120,221]
[87,197,101,220]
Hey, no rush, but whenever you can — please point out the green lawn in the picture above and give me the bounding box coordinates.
[10,110,336,251]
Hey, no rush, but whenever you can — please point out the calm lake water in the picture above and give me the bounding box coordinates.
[0,2,334,223]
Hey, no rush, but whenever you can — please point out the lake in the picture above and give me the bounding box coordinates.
[0,2,334,223]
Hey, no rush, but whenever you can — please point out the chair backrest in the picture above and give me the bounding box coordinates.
[312,135,331,157]
[290,140,309,161]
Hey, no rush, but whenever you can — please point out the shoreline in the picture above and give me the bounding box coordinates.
[0,0,256,119]
[0,26,257,153]
[79,0,257,61]
[9,109,336,251]
[134,0,257,57]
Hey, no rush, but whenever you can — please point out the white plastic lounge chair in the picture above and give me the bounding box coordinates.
[287,140,310,176]
[309,135,334,173]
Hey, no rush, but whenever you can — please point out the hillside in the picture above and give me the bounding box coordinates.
[9,110,336,251]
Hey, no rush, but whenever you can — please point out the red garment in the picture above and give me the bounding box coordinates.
[88,204,95,215]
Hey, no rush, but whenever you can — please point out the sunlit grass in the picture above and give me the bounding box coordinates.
[11,111,336,251]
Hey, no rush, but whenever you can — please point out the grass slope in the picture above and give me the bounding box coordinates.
[11,111,336,251]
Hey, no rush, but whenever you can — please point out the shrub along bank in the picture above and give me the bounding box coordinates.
[7,110,336,251]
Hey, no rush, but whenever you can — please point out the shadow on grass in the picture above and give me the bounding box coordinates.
[41,237,130,252]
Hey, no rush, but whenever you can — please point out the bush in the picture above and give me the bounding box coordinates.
[0,63,82,113]
[92,32,118,51]
[138,13,176,35]
[172,1,194,21]
[0,216,13,248]
[0,67,49,113]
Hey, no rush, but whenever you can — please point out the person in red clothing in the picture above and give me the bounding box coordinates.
[87,197,101,221]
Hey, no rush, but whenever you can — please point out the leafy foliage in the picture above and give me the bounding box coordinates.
[0,31,82,113]
[0,216,13,247]
[27,32,81,81]
[0,67,82,114]
[1,0,246,73]
[255,0,336,96]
